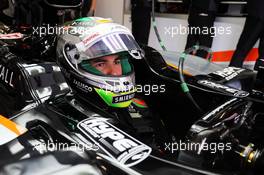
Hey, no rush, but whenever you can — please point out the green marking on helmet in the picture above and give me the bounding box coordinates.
[80,56,132,76]
[80,61,103,75]
[94,88,135,108]
[121,58,132,74]
[75,17,93,22]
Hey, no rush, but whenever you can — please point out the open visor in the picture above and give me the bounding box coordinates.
[74,33,143,61]
[79,52,133,76]
[64,33,142,76]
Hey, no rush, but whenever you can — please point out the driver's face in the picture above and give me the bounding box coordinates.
[89,54,122,76]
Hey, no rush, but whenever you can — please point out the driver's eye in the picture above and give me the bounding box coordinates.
[94,62,105,68]
[115,59,121,65]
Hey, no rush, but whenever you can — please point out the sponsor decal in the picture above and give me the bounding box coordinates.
[82,33,100,46]
[113,93,135,104]
[0,64,14,88]
[73,79,93,92]
[198,80,249,97]
[212,67,244,81]
[77,118,152,167]
[71,21,96,27]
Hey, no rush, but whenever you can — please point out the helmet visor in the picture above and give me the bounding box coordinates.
[79,52,133,76]
[75,33,143,61]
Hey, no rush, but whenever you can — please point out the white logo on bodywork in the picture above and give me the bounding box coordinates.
[77,118,152,167]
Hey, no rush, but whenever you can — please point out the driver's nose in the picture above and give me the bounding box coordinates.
[106,64,122,76]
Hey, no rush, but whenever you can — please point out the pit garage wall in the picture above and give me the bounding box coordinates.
[95,0,258,69]
[94,0,125,25]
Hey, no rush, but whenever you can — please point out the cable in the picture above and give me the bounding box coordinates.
[151,0,167,51]
[178,45,214,112]
[150,1,215,111]
[151,1,201,112]
[178,52,203,112]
